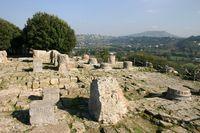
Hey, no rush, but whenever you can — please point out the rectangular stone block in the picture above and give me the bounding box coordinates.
[39,79,50,88]
[30,100,57,125]
[33,58,43,72]
[43,88,60,105]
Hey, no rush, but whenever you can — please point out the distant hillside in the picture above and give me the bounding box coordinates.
[175,36,200,57]
[76,34,113,46]
[76,33,180,47]
[129,31,178,38]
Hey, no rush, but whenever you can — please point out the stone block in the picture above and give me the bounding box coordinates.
[50,78,59,85]
[42,88,60,105]
[39,79,50,88]
[89,77,127,125]
[29,100,58,125]
[33,58,43,72]
[32,80,40,89]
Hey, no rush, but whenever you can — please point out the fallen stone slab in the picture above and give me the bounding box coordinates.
[29,100,58,125]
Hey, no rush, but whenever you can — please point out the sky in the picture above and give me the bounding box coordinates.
[0,0,200,37]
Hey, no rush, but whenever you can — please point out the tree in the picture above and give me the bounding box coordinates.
[0,18,22,52]
[23,12,76,54]
[94,48,109,62]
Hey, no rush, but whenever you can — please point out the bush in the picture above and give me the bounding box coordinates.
[0,18,22,52]
[181,63,200,81]
[23,12,76,54]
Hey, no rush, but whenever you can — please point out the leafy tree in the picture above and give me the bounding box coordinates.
[23,12,76,54]
[0,18,22,52]
[94,48,109,62]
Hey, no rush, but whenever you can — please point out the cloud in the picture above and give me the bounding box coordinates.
[146,9,156,13]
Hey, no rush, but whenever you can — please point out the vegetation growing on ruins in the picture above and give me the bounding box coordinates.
[22,12,76,54]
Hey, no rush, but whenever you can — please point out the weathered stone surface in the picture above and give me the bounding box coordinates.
[123,61,132,70]
[108,53,116,65]
[29,100,58,125]
[39,78,50,88]
[58,54,69,74]
[51,50,60,66]
[33,58,43,72]
[83,54,90,63]
[72,121,86,133]
[89,77,127,125]
[58,78,70,88]
[30,122,70,133]
[100,63,112,70]
[0,51,8,63]
[89,58,98,65]
[166,86,191,100]
[32,80,40,89]
[66,60,78,70]
[50,78,59,85]
[42,88,60,105]
[33,50,51,63]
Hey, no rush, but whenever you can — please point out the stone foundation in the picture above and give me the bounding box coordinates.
[166,86,191,100]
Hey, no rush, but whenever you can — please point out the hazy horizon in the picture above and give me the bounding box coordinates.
[1,0,200,37]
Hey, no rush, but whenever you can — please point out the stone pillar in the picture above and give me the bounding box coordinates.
[123,61,132,69]
[108,53,116,65]
[0,51,8,63]
[166,86,191,101]
[51,50,60,66]
[33,58,43,72]
[83,54,90,63]
[89,77,127,125]
[100,63,112,70]
[58,54,69,74]
[89,58,98,65]
[43,88,60,105]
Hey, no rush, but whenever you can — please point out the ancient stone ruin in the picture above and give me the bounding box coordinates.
[166,86,191,100]
[82,54,90,63]
[123,61,132,69]
[0,50,8,63]
[43,88,60,105]
[108,53,116,65]
[51,50,60,66]
[100,63,112,70]
[29,88,60,125]
[58,54,69,74]
[89,57,98,65]
[33,58,43,72]
[33,50,52,63]
[89,77,127,125]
